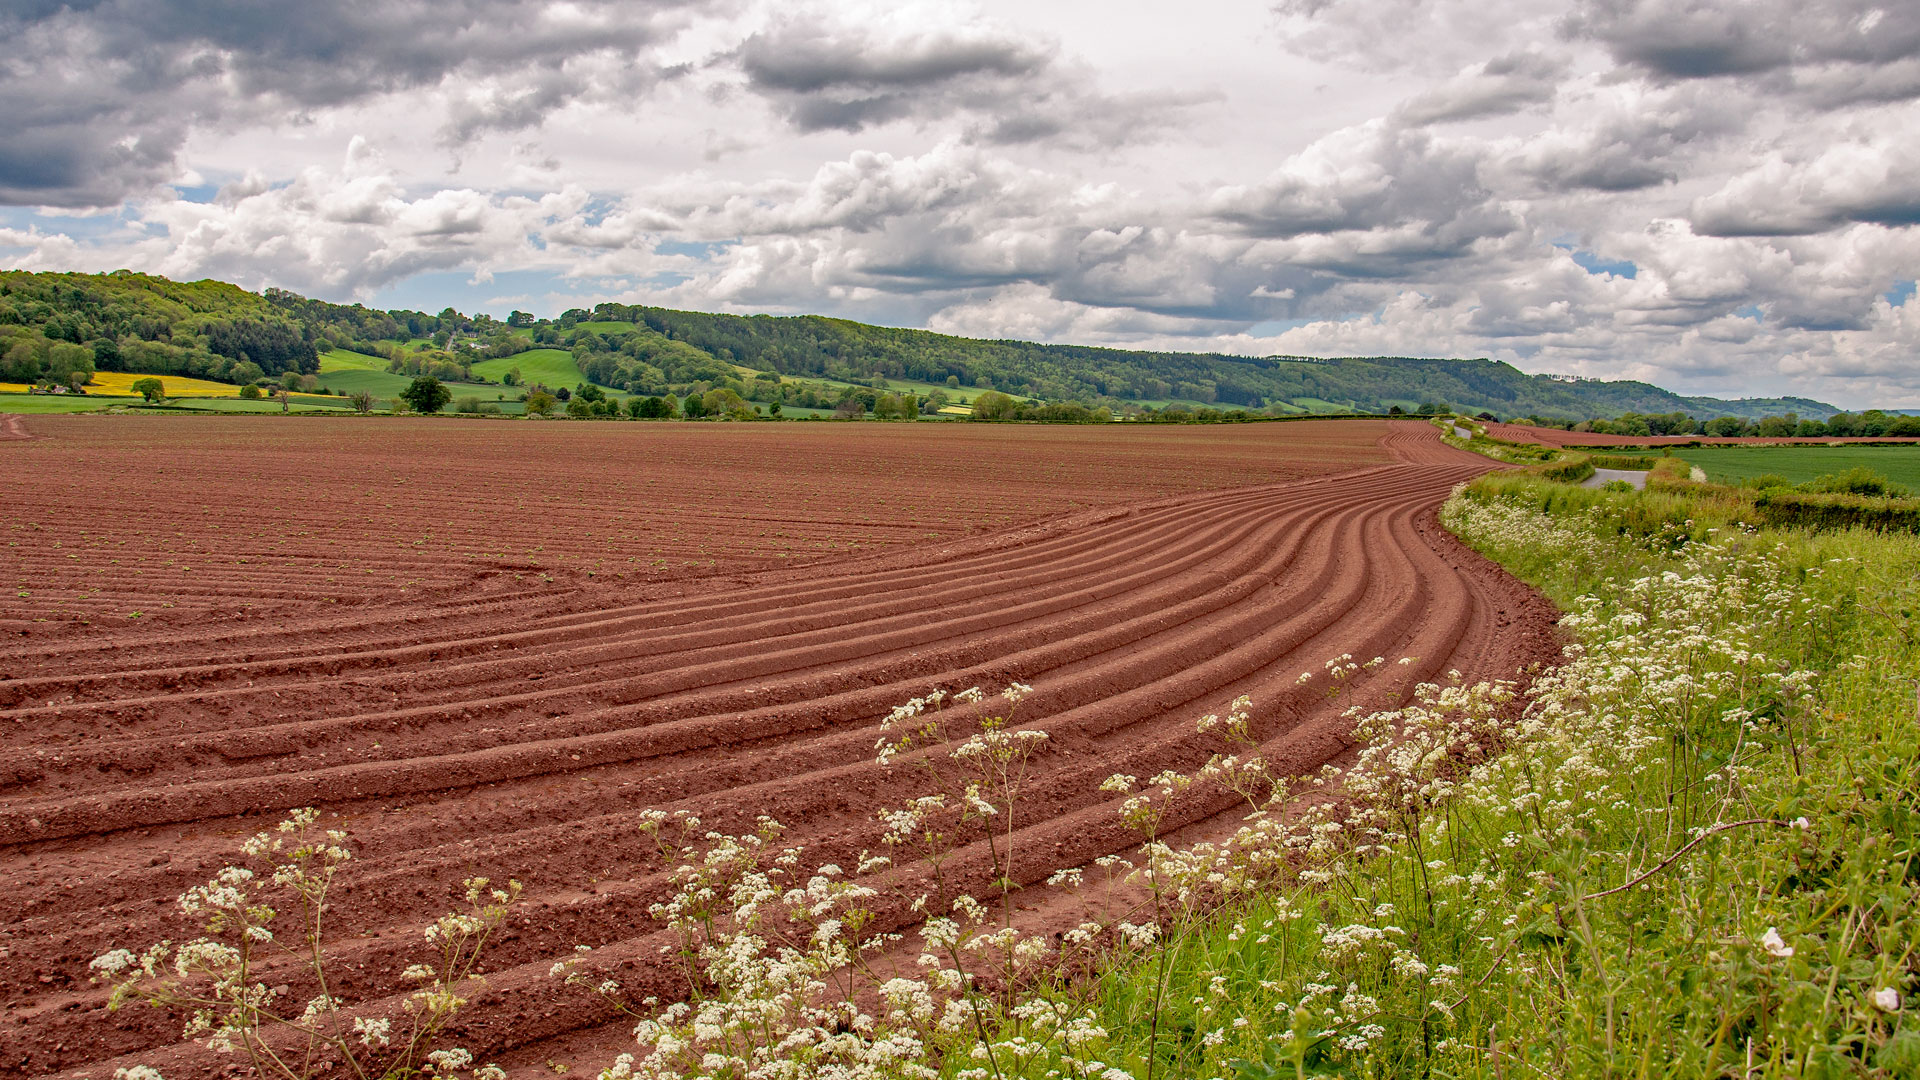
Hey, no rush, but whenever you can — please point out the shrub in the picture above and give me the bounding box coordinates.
[1589,453,1658,470]
[1539,454,1596,483]
[347,390,376,413]
[1753,489,1920,532]
[971,390,1019,420]
[454,396,481,414]
[1802,465,1905,497]
[631,395,675,419]
[524,390,556,416]
[238,383,263,400]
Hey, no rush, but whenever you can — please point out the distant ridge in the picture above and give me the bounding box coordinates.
[0,269,1839,420]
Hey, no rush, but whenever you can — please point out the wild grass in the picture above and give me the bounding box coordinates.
[1005,477,1920,1079]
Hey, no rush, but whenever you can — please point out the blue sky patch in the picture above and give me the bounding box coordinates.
[1558,245,1637,279]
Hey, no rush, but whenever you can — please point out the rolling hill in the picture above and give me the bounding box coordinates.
[0,270,1838,421]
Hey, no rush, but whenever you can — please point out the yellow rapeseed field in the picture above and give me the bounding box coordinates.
[0,372,245,396]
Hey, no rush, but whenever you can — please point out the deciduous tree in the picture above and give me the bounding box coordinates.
[400,376,452,415]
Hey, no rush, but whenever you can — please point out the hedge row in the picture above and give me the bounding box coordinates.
[1751,489,1920,532]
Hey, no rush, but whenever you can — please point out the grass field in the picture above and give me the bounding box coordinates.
[0,393,119,413]
[1680,444,1920,488]
[320,350,517,403]
[135,396,352,414]
[471,349,613,393]
[317,351,419,400]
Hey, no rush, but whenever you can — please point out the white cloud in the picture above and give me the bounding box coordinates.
[3,0,1920,407]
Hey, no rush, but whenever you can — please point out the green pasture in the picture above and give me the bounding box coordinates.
[471,349,617,394]
[1680,444,1920,489]
[0,393,122,413]
[1126,397,1237,412]
[323,349,539,405]
[317,351,419,399]
[137,395,352,414]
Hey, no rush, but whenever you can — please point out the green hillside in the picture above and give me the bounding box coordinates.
[471,349,600,392]
[0,270,1842,422]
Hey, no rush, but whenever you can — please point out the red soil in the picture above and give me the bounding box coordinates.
[1483,421,1920,449]
[0,416,1560,1077]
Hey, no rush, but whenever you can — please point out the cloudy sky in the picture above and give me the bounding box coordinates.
[2,0,1916,407]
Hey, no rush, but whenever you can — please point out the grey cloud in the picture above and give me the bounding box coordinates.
[1508,85,1740,193]
[1396,51,1567,125]
[1692,143,1920,237]
[1210,123,1519,254]
[731,12,1203,149]
[0,0,698,206]
[1561,0,1790,78]
[1270,0,1573,77]
[1794,56,1920,108]
[1564,0,1920,92]
[736,17,1052,133]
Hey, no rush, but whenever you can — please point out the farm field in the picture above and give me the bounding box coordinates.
[319,349,516,404]
[1677,444,1920,488]
[471,348,612,393]
[1483,421,1920,449]
[0,373,249,397]
[316,350,423,400]
[0,417,1556,1078]
[0,394,126,414]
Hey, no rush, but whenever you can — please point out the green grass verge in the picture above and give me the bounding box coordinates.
[1002,474,1919,1078]
[1681,445,1920,489]
[134,396,351,414]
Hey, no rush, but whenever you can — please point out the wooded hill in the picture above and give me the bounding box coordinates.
[0,270,1836,420]
[564,303,1832,420]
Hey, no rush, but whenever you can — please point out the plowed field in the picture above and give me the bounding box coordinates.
[0,416,1558,1077]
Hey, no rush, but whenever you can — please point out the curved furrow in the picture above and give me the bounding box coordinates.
[0,471,1417,824]
[0,471,1404,786]
[0,473,1340,731]
[4,470,1426,1060]
[0,463,1428,807]
[2,421,1565,1080]
[0,479,1266,697]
